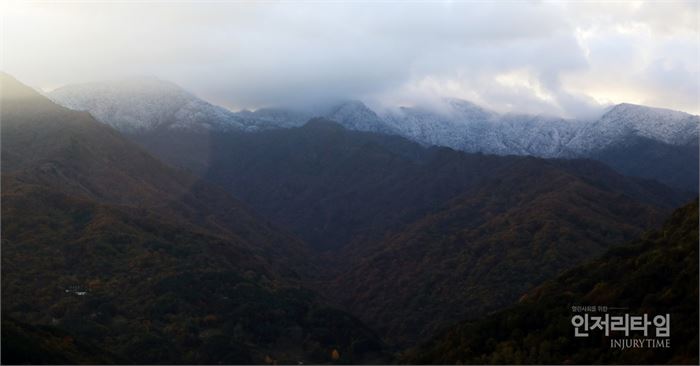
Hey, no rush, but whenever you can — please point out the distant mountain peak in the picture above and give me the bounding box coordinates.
[48,78,246,132]
[563,101,699,161]
[325,100,398,134]
[327,100,377,120]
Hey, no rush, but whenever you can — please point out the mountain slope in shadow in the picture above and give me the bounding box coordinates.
[130,117,689,347]
[402,199,699,364]
[1,73,387,364]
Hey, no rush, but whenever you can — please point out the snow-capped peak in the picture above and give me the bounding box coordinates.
[48,78,246,132]
[325,100,398,134]
[567,102,699,151]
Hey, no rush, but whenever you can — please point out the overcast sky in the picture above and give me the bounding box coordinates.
[3,1,699,118]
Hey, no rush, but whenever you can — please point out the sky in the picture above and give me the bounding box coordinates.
[2,0,699,118]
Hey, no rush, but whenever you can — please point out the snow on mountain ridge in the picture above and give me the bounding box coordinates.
[326,100,399,134]
[49,78,247,132]
[566,103,699,153]
[379,99,582,156]
[48,78,698,159]
[495,113,582,157]
[383,105,475,149]
[604,103,698,145]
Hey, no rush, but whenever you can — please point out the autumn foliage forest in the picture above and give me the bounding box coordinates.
[1,72,697,364]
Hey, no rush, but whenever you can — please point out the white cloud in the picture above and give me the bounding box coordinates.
[2,0,698,116]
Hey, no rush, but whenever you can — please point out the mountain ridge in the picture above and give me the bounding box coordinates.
[47,78,699,191]
[47,78,698,147]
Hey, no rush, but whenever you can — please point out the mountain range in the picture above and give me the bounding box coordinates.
[4,72,698,364]
[48,78,699,191]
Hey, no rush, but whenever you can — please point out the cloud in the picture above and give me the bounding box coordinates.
[3,0,698,117]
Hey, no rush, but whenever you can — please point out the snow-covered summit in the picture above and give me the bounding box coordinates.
[567,103,699,152]
[48,78,247,132]
[382,104,475,149]
[495,113,582,157]
[325,100,398,134]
